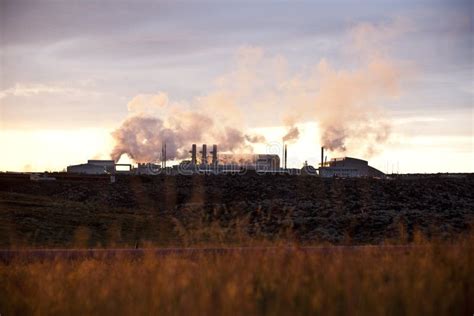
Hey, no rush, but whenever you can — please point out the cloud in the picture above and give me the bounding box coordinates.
[349,17,414,59]
[0,83,79,99]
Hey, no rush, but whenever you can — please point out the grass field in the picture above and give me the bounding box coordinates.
[1,174,473,314]
[1,236,473,315]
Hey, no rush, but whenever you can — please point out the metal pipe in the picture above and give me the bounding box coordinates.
[282,142,285,169]
[200,144,207,164]
[211,144,217,165]
[190,144,197,164]
[321,146,324,167]
[161,143,164,168]
[161,143,167,168]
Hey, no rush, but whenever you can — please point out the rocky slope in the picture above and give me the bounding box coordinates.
[0,173,473,247]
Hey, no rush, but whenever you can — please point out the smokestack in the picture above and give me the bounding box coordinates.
[282,141,285,169]
[190,144,197,165]
[321,146,324,168]
[161,143,167,168]
[200,144,207,165]
[284,144,287,169]
[211,144,217,165]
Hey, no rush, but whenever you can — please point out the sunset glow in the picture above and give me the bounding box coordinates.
[1,1,472,173]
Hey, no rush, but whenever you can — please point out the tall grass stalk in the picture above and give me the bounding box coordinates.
[1,237,472,315]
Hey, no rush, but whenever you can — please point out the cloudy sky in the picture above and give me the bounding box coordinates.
[0,0,472,173]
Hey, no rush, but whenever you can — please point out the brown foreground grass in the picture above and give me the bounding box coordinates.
[1,236,473,316]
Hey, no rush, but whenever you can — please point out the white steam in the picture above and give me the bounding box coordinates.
[111,19,410,162]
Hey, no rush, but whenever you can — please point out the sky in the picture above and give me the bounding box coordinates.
[0,0,473,173]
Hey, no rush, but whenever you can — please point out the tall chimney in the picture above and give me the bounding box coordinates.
[161,143,167,168]
[190,144,197,165]
[200,144,207,164]
[282,142,285,169]
[321,146,324,168]
[284,144,288,169]
[211,144,217,165]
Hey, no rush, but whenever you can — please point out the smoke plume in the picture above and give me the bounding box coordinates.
[282,126,299,143]
[111,95,266,162]
[311,56,398,155]
[110,114,207,162]
[111,19,408,162]
[245,134,266,143]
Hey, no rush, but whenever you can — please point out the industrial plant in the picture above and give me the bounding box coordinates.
[66,144,385,178]
[318,146,385,178]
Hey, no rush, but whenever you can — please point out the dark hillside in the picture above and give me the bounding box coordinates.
[0,173,473,247]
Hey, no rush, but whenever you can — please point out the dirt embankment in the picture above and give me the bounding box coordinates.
[0,173,473,247]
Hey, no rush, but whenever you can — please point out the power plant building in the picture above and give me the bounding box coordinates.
[66,144,384,178]
[87,160,116,173]
[135,163,161,175]
[255,154,280,171]
[319,157,385,178]
[67,160,116,175]
[66,163,109,175]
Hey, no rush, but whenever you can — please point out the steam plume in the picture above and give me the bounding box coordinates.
[282,126,299,143]
[111,96,266,162]
[111,19,408,162]
[245,134,266,143]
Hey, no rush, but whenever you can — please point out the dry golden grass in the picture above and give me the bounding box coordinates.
[1,236,473,315]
